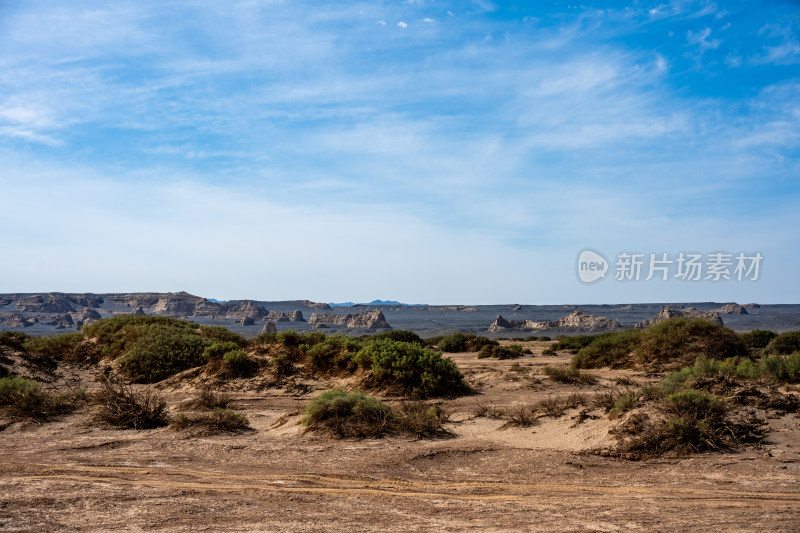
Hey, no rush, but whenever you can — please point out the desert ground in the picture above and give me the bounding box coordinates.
[2,341,799,532]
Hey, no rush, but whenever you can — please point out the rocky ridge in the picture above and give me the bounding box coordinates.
[489,311,621,333]
[309,310,391,329]
[635,307,724,328]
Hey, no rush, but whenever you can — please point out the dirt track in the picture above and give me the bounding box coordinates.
[2,343,799,531]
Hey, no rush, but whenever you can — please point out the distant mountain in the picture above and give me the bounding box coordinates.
[329,300,428,307]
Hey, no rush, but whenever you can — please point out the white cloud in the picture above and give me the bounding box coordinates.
[376,20,386,26]
[423,18,434,23]
[687,27,721,50]
[397,21,408,28]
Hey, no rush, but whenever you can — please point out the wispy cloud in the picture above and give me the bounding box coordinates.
[0,0,797,303]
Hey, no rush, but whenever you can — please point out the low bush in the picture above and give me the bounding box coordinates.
[302,389,395,438]
[764,331,800,355]
[634,318,749,371]
[172,409,250,434]
[23,333,84,360]
[185,388,230,410]
[437,333,472,352]
[472,401,506,419]
[555,335,601,354]
[305,335,361,373]
[740,330,778,351]
[660,356,761,394]
[760,353,800,383]
[0,376,86,420]
[609,394,638,418]
[93,374,169,429]
[0,331,30,351]
[115,324,212,383]
[222,349,257,378]
[203,341,241,362]
[504,404,538,427]
[537,393,587,417]
[356,339,467,398]
[477,344,523,359]
[83,315,201,359]
[396,401,452,438]
[571,330,642,369]
[372,330,424,345]
[542,365,596,384]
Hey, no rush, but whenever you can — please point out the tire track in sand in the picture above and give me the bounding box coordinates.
[2,462,799,507]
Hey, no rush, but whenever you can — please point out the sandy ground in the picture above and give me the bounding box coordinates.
[2,343,799,532]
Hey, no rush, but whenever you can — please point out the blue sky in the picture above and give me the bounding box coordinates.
[1,0,798,304]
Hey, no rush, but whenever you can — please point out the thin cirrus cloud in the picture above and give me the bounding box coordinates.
[0,0,798,303]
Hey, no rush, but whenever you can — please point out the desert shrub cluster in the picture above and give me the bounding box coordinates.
[356,339,467,397]
[301,388,450,439]
[172,409,250,434]
[476,344,525,359]
[436,333,497,353]
[92,373,169,429]
[0,375,86,420]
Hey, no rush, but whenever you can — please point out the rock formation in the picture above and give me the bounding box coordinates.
[239,316,255,326]
[489,311,621,333]
[226,300,267,320]
[716,303,748,315]
[265,310,304,322]
[71,308,101,326]
[309,310,391,329]
[743,303,760,309]
[15,294,74,313]
[0,314,34,328]
[262,321,277,334]
[132,307,146,316]
[635,307,724,328]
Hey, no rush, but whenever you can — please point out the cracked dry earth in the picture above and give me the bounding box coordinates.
[2,343,799,532]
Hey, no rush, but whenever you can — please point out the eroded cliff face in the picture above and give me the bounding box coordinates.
[309,310,391,329]
[489,311,621,333]
[0,292,326,331]
[634,307,724,328]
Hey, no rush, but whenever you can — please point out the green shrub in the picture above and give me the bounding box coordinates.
[186,388,230,410]
[0,376,85,419]
[305,335,361,373]
[634,318,749,370]
[302,389,395,438]
[437,332,473,352]
[83,315,201,359]
[23,333,83,359]
[0,376,45,413]
[571,330,642,369]
[356,339,467,398]
[660,356,762,394]
[93,374,168,429]
[477,344,523,359]
[555,335,602,354]
[0,331,31,351]
[171,409,250,434]
[760,353,800,383]
[542,365,596,384]
[115,324,212,383]
[609,394,638,418]
[276,330,300,347]
[222,349,257,377]
[764,331,800,355]
[203,341,241,362]
[372,330,423,345]
[740,330,778,351]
